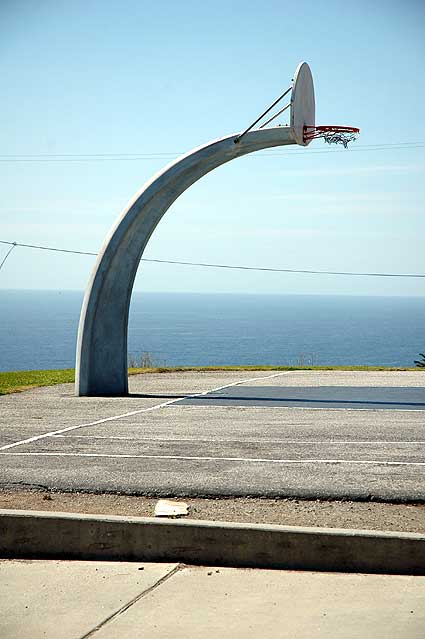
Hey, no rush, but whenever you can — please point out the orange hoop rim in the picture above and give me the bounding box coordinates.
[304,125,360,143]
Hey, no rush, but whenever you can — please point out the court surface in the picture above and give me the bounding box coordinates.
[178,385,425,409]
[1,370,424,501]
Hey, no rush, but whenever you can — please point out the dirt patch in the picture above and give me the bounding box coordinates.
[1,489,425,533]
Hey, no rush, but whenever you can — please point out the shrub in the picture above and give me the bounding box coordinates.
[128,351,162,368]
[414,353,425,368]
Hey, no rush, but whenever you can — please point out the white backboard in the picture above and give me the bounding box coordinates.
[290,62,315,146]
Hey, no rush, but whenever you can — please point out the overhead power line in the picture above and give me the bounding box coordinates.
[1,240,424,279]
[0,242,16,272]
[0,141,424,162]
[0,241,97,257]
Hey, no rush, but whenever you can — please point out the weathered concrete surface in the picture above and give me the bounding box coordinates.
[76,127,296,396]
[1,560,425,639]
[0,559,177,639]
[1,509,425,575]
[95,567,425,639]
[1,371,424,500]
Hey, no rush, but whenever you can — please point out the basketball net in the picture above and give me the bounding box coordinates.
[304,125,360,148]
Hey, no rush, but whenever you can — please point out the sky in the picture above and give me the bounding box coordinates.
[1,0,424,296]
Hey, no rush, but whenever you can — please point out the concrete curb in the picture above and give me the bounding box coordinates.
[1,509,424,575]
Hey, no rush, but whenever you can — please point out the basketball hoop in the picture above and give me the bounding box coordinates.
[304,125,360,148]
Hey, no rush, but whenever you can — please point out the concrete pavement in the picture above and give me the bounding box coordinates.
[1,370,424,500]
[2,371,424,637]
[2,559,425,638]
[3,509,425,574]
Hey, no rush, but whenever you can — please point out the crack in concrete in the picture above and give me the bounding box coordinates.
[78,563,184,638]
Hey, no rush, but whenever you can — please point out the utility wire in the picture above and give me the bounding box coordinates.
[0,141,424,162]
[1,240,424,279]
[0,242,16,272]
[0,241,97,257]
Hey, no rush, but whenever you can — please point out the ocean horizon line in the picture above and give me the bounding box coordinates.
[1,288,423,300]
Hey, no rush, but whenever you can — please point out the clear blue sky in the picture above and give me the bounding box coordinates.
[1,0,424,296]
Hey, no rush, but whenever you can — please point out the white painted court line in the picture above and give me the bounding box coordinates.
[1,451,425,467]
[51,435,425,444]
[0,371,290,452]
[166,405,425,412]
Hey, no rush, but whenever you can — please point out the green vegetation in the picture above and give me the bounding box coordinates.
[0,369,75,395]
[128,351,161,368]
[0,364,418,396]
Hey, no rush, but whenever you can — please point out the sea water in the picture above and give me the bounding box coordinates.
[0,289,424,372]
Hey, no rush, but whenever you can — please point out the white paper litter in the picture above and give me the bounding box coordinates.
[154,499,189,518]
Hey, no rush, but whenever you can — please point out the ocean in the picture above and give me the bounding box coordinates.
[0,290,424,372]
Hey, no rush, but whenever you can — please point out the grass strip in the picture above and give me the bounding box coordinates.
[0,369,75,395]
[0,365,419,396]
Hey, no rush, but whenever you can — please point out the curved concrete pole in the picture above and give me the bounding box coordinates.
[76,126,296,396]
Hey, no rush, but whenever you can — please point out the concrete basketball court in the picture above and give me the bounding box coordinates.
[1,370,424,500]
